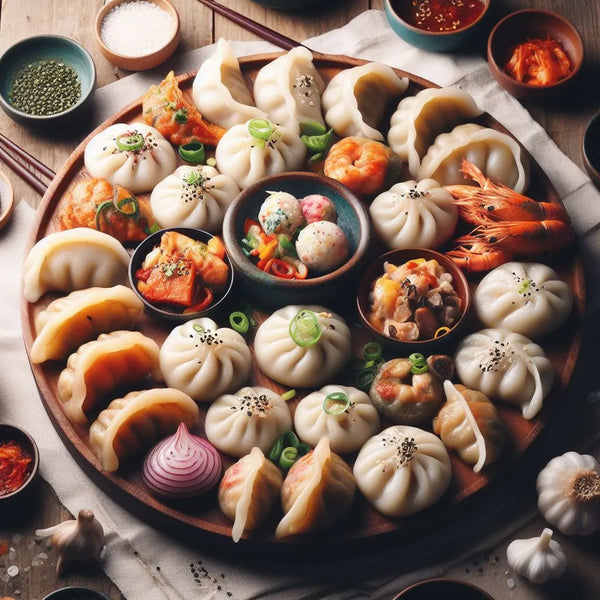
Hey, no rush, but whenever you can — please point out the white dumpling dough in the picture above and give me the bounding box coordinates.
[321,62,408,141]
[192,38,266,129]
[473,262,573,338]
[253,46,326,133]
[84,123,177,194]
[369,178,458,250]
[253,305,352,388]
[353,425,452,517]
[417,123,530,193]
[294,385,380,454]
[150,165,240,232]
[159,317,252,402]
[205,386,293,458]
[388,86,483,177]
[454,328,555,420]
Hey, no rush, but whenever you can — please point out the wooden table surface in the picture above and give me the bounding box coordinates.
[0,1,599,599]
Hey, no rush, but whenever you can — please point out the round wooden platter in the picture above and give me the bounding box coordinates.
[21,52,585,555]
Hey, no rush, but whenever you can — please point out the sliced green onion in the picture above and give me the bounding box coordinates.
[289,309,322,348]
[409,353,426,365]
[268,431,300,463]
[193,324,205,333]
[356,366,376,391]
[117,196,140,218]
[281,389,296,402]
[248,118,274,140]
[95,201,113,230]
[518,278,533,294]
[301,128,333,153]
[323,392,350,415]
[278,234,297,257]
[363,341,383,362]
[116,132,145,152]
[410,363,429,375]
[299,121,327,136]
[229,311,250,335]
[279,447,298,470]
[174,108,188,124]
[179,141,205,164]
[206,157,217,167]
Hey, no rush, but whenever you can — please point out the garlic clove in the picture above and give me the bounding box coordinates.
[506,527,567,584]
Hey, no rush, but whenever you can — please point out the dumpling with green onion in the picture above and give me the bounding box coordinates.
[253,305,352,388]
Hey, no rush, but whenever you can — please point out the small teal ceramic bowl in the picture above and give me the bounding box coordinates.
[222,172,372,309]
[384,0,490,52]
[0,35,96,128]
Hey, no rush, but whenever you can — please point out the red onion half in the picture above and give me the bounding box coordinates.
[142,422,222,499]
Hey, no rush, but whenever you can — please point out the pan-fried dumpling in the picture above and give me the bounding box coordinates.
[253,46,326,133]
[192,38,266,129]
[433,381,505,472]
[388,87,483,177]
[276,437,356,538]
[84,123,177,194]
[150,165,240,232]
[23,228,130,303]
[159,317,252,402]
[219,447,284,543]
[253,305,352,388]
[454,328,554,420]
[30,285,144,364]
[321,62,409,142]
[205,386,293,458]
[215,118,306,188]
[417,123,530,193]
[89,387,199,472]
[57,331,163,424]
[353,425,452,517]
[369,179,458,250]
[473,262,573,339]
[294,385,380,454]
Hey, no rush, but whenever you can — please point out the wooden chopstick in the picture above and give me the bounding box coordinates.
[197,0,309,51]
[0,133,55,196]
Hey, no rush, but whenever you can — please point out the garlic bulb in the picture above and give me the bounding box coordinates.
[507,528,567,583]
[35,508,105,575]
[536,451,600,535]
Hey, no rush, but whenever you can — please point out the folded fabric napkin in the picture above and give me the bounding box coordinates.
[2,10,599,600]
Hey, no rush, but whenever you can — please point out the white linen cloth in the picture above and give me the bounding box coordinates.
[1,10,599,600]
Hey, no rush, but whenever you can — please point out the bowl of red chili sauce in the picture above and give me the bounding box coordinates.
[487,9,584,100]
[384,0,490,52]
[0,423,39,503]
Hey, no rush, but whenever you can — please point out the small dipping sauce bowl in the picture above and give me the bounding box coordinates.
[384,0,490,52]
[42,587,111,600]
[583,110,600,190]
[393,578,495,600]
[0,423,40,504]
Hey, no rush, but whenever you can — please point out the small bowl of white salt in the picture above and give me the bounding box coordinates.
[95,0,180,71]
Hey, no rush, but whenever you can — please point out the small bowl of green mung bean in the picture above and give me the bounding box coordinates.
[0,35,96,129]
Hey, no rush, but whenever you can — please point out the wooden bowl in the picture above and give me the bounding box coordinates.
[356,248,471,354]
[487,9,584,100]
[128,227,235,323]
[384,0,490,52]
[582,110,600,190]
[0,423,39,503]
[95,0,180,71]
[222,172,372,310]
[0,170,15,231]
[393,578,495,600]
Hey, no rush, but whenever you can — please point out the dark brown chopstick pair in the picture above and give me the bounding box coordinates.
[197,0,308,51]
[0,133,54,196]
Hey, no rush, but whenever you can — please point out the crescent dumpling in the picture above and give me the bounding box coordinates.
[23,228,130,303]
[417,123,530,193]
[57,331,163,424]
[218,447,284,543]
[276,437,356,538]
[353,425,452,517]
[387,87,483,177]
[321,62,409,141]
[253,46,326,133]
[159,317,252,402]
[192,38,266,129]
[150,165,240,232]
[453,328,555,419]
[30,285,144,364]
[89,387,199,472]
[84,123,177,194]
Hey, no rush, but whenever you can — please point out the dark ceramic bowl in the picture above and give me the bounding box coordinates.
[393,578,495,600]
[583,110,600,190]
[487,9,584,100]
[0,35,96,128]
[0,423,39,503]
[42,587,111,600]
[384,0,490,52]
[356,248,471,354]
[222,172,372,309]
[129,227,235,323]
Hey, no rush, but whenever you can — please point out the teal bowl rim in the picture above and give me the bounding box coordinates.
[0,34,97,122]
[222,171,372,293]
